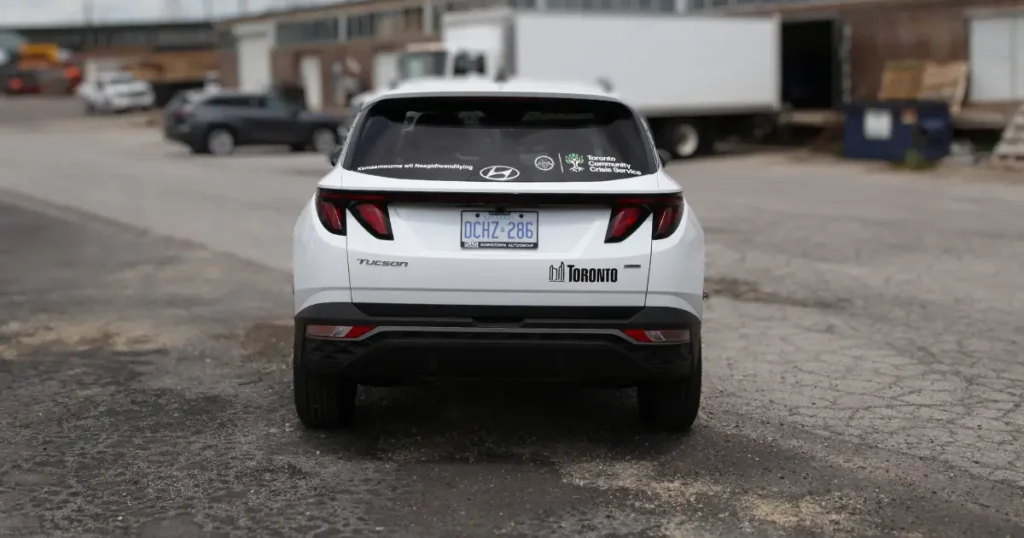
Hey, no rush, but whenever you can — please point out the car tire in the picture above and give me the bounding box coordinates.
[289,143,307,152]
[637,329,702,432]
[310,127,337,155]
[293,341,357,429]
[205,127,235,156]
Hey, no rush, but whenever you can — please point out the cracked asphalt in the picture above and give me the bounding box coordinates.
[0,102,1022,537]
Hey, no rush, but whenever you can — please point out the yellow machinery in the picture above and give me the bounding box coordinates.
[1,41,81,95]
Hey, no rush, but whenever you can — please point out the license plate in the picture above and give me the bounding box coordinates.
[461,210,538,249]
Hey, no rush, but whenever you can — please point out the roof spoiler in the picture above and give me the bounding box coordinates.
[491,71,612,92]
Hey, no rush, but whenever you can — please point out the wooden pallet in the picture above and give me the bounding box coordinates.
[990,104,1024,171]
[918,61,968,115]
[876,60,968,114]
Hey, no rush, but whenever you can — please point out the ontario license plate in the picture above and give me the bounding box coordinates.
[461,211,538,249]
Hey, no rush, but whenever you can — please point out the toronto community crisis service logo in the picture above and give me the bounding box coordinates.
[564,153,584,172]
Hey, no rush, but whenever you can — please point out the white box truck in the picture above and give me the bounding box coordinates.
[380,8,781,159]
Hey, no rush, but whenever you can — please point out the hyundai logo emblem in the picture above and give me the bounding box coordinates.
[479,165,521,181]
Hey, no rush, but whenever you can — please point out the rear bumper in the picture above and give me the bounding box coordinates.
[164,123,203,146]
[295,303,700,384]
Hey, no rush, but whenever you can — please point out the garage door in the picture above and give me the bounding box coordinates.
[237,32,272,93]
[969,15,1024,102]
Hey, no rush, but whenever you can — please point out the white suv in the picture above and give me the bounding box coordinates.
[76,71,155,114]
[292,80,706,431]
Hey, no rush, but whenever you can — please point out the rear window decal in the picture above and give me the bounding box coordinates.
[586,155,642,176]
[534,155,555,171]
[357,163,473,172]
[564,153,585,172]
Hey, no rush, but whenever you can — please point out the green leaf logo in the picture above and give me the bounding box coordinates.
[565,153,584,172]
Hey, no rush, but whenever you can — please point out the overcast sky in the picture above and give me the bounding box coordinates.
[1,0,338,26]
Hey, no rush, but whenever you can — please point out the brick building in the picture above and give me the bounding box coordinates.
[217,0,1023,127]
[215,0,687,111]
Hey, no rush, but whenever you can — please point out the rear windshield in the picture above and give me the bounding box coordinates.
[344,97,657,182]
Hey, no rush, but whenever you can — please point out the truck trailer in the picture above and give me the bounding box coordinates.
[378,9,781,159]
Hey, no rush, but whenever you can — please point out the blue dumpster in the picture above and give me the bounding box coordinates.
[843,100,953,163]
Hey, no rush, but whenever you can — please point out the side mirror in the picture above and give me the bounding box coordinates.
[329,144,343,166]
[657,148,672,167]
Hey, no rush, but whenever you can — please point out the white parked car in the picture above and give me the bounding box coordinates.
[76,71,155,114]
[292,79,706,431]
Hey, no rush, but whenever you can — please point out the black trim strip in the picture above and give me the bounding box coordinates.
[317,188,682,208]
[295,303,700,330]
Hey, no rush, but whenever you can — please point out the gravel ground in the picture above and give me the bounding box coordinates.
[0,111,1022,537]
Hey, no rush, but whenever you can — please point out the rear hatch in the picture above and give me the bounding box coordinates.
[321,95,682,307]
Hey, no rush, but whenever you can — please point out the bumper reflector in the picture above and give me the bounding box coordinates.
[622,329,690,344]
[306,325,375,340]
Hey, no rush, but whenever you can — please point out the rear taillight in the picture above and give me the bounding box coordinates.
[605,206,650,243]
[605,193,684,243]
[316,192,345,235]
[622,328,691,344]
[315,189,394,240]
[306,325,376,340]
[652,198,683,240]
[350,202,392,239]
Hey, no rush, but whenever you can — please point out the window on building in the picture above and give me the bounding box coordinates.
[278,18,340,46]
[347,13,377,40]
[110,30,150,47]
[377,10,400,37]
[216,30,235,50]
[402,7,424,33]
